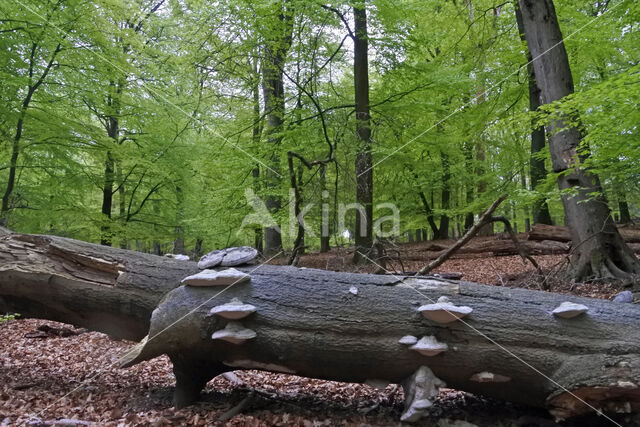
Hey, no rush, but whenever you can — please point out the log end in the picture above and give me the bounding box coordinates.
[548,383,640,420]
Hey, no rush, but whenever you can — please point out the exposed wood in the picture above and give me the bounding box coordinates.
[2,232,639,421]
[0,233,193,340]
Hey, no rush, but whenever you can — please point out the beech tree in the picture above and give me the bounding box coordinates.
[1,0,638,267]
[517,0,640,280]
[352,1,374,262]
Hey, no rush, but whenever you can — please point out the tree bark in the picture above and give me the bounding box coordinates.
[618,190,632,225]
[261,2,293,257]
[515,6,553,226]
[1,43,62,227]
[353,2,374,263]
[437,152,451,240]
[518,0,640,281]
[2,232,640,421]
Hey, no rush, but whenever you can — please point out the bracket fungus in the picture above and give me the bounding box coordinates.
[418,296,472,324]
[221,246,259,266]
[613,291,634,303]
[209,298,257,320]
[409,335,448,356]
[198,246,258,269]
[398,335,418,346]
[401,365,446,422]
[181,268,250,287]
[211,321,256,344]
[552,301,589,319]
[197,249,225,269]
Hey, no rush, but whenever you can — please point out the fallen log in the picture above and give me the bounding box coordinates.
[528,224,640,244]
[411,239,570,258]
[1,232,640,421]
[527,224,572,242]
[0,233,193,340]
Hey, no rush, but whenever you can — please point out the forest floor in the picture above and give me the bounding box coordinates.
[1,233,638,426]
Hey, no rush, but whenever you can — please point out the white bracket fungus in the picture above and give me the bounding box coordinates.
[211,321,256,344]
[349,286,358,295]
[418,296,472,324]
[552,301,589,319]
[181,268,250,287]
[401,365,445,422]
[409,335,448,356]
[197,249,225,269]
[398,335,418,346]
[198,246,258,269]
[209,298,257,320]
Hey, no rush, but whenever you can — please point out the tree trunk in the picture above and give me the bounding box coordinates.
[261,3,293,257]
[437,153,450,240]
[1,43,61,226]
[418,191,440,237]
[100,150,115,246]
[618,190,632,225]
[463,142,475,232]
[252,59,264,254]
[515,6,553,226]
[320,171,331,253]
[518,0,640,281]
[2,232,639,421]
[353,3,374,263]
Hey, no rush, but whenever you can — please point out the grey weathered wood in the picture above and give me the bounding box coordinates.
[1,232,639,420]
[0,233,196,340]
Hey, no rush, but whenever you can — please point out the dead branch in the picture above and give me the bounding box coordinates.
[416,194,508,275]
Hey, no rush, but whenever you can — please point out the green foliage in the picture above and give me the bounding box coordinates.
[0,313,19,323]
[1,0,638,251]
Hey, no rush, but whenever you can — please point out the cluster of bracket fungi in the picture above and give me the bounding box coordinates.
[397,295,591,421]
[180,246,259,344]
[177,249,595,423]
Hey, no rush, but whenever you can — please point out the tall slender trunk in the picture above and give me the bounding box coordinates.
[518,0,640,280]
[0,112,25,225]
[252,59,264,253]
[418,191,440,237]
[173,186,185,255]
[117,162,127,249]
[1,43,61,226]
[320,169,330,253]
[262,2,293,257]
[617,190,631,224]
[101,149,115,246]
[101,85,119,246]
[463,141,475,232]
[515,6,552,225]
[437,152,450,240]
[353,3,373,263]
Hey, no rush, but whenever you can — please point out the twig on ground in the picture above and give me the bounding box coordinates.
[218,391,255,422]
